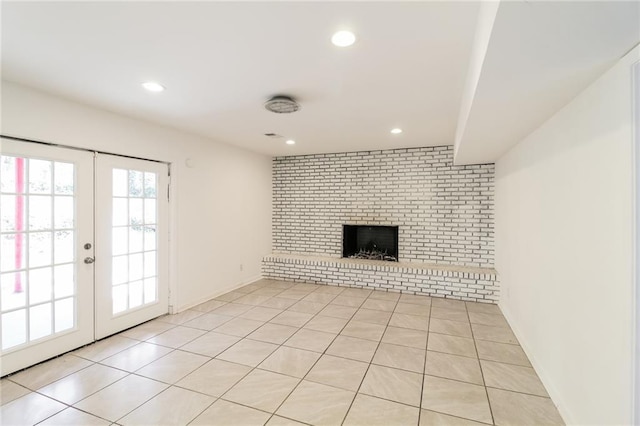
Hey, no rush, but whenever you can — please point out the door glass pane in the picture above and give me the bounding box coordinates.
[29,303,52,340]
[0,155,78,351]
[110,168,159,315]
[2,310,26,349]
[54,298,74,332]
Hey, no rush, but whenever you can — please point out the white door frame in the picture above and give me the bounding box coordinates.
[94,154,170,339]
[633,59,640,426]
[0,139,95,375]
[0,136,173,375]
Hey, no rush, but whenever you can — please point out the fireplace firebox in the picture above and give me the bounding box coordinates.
[342,225,399,261]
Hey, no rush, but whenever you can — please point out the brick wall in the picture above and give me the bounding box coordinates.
[273,146,495,268]
[263,254,499,303]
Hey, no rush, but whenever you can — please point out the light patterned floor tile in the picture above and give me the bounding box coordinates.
[247,323,298,344]
[382,326,428,349]
[344,393,419,426]
[425,351,484,385]
[0,392,66,425]
[431,307,470,322]
[145,326,206,348]
[475,340,531,366]
[277,380,355,425]
[240,306,283,322]
[395,302,430,317]
[341,320,386,341]
[360,365,423,407]
[9,354,92,390]
[319,304,357,320]
[260,297,298,309]
[39,407,111,425]
[471,324,518,345]
[288,300,326,315]
[155,310,204,325]
[73,335,139,362]
[422,375,492,424]
[351,308,392,325]
[267,415,308,425]
[373,342,426,373]
[429,318,472,338]
[326,335,379,362]
[210,302,253,317]
[465,302,502,315]
[0,379,31,405]
[100,342,173,372]
[305,354,369,391]
[223,369,300,413]
[431,298,467,311]
[182,313,233,331]
[331,295,367,308]
[190,399,271,426]
[136,350,209,384]
[304,315,349,334]
[176,359,251,397]
[216,339,279,367]
[259,346,321,378]
[119,320,176,341]
[399,294,432,306]
[361,298,397,312]
[74,374,167,421]
[419,409,489,425]
[481,360,548,396]
[213,317,265,337]
[119,386,214,425]
[284,328,337,353]
[428,333,477,358]
[389,313,429,331]
[487,387,563,425]
[179,331,240,357]
[270,310,313,327]
[38,364,127,404]
[468,312,509,328]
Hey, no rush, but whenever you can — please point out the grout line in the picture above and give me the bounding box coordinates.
[11,279,517,426]
[467,301,495,425]
[417,298,433,425]
[339,291,402,426]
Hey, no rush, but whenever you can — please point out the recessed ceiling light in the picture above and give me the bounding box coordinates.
[285,140,296,145]
[142,81,165,92]
[331,30,356,47]
[390,128,403,134]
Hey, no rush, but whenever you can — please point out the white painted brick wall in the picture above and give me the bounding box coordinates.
[263,255,499,303]
[273,146,495,267]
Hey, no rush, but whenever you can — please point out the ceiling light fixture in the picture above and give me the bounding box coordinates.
[331,30,356,47]
[391,128,403,134]
[265,95,301,114]
[142,81,165,92]
[286,140,296,145]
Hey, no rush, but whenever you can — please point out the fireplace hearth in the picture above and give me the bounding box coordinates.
[343,225,399,262]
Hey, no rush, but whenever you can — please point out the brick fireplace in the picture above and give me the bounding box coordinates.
[263,146,499,302]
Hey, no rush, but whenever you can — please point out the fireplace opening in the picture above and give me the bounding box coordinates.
[342,225,399,261]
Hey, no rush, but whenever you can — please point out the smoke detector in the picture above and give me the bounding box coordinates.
[264,95,301,114]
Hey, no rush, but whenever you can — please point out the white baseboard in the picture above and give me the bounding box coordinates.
[498,303,573,425]
[174,274,263,313]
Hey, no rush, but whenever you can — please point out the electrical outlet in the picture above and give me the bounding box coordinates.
[239,264,244,272]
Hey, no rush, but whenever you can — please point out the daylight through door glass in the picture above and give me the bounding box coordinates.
[111,168,158,314]
[0,155,76,350]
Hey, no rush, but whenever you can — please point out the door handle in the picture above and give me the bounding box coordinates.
[84,257,95,264]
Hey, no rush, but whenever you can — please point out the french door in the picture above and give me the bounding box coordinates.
[0,139,169,375]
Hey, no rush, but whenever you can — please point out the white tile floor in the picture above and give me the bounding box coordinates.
[0,279,564,425]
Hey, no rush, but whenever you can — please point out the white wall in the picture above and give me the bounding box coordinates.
[495,46,639,425]
[1,81,272,311]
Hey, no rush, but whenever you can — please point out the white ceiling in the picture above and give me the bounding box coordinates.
[2,1,638,163]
